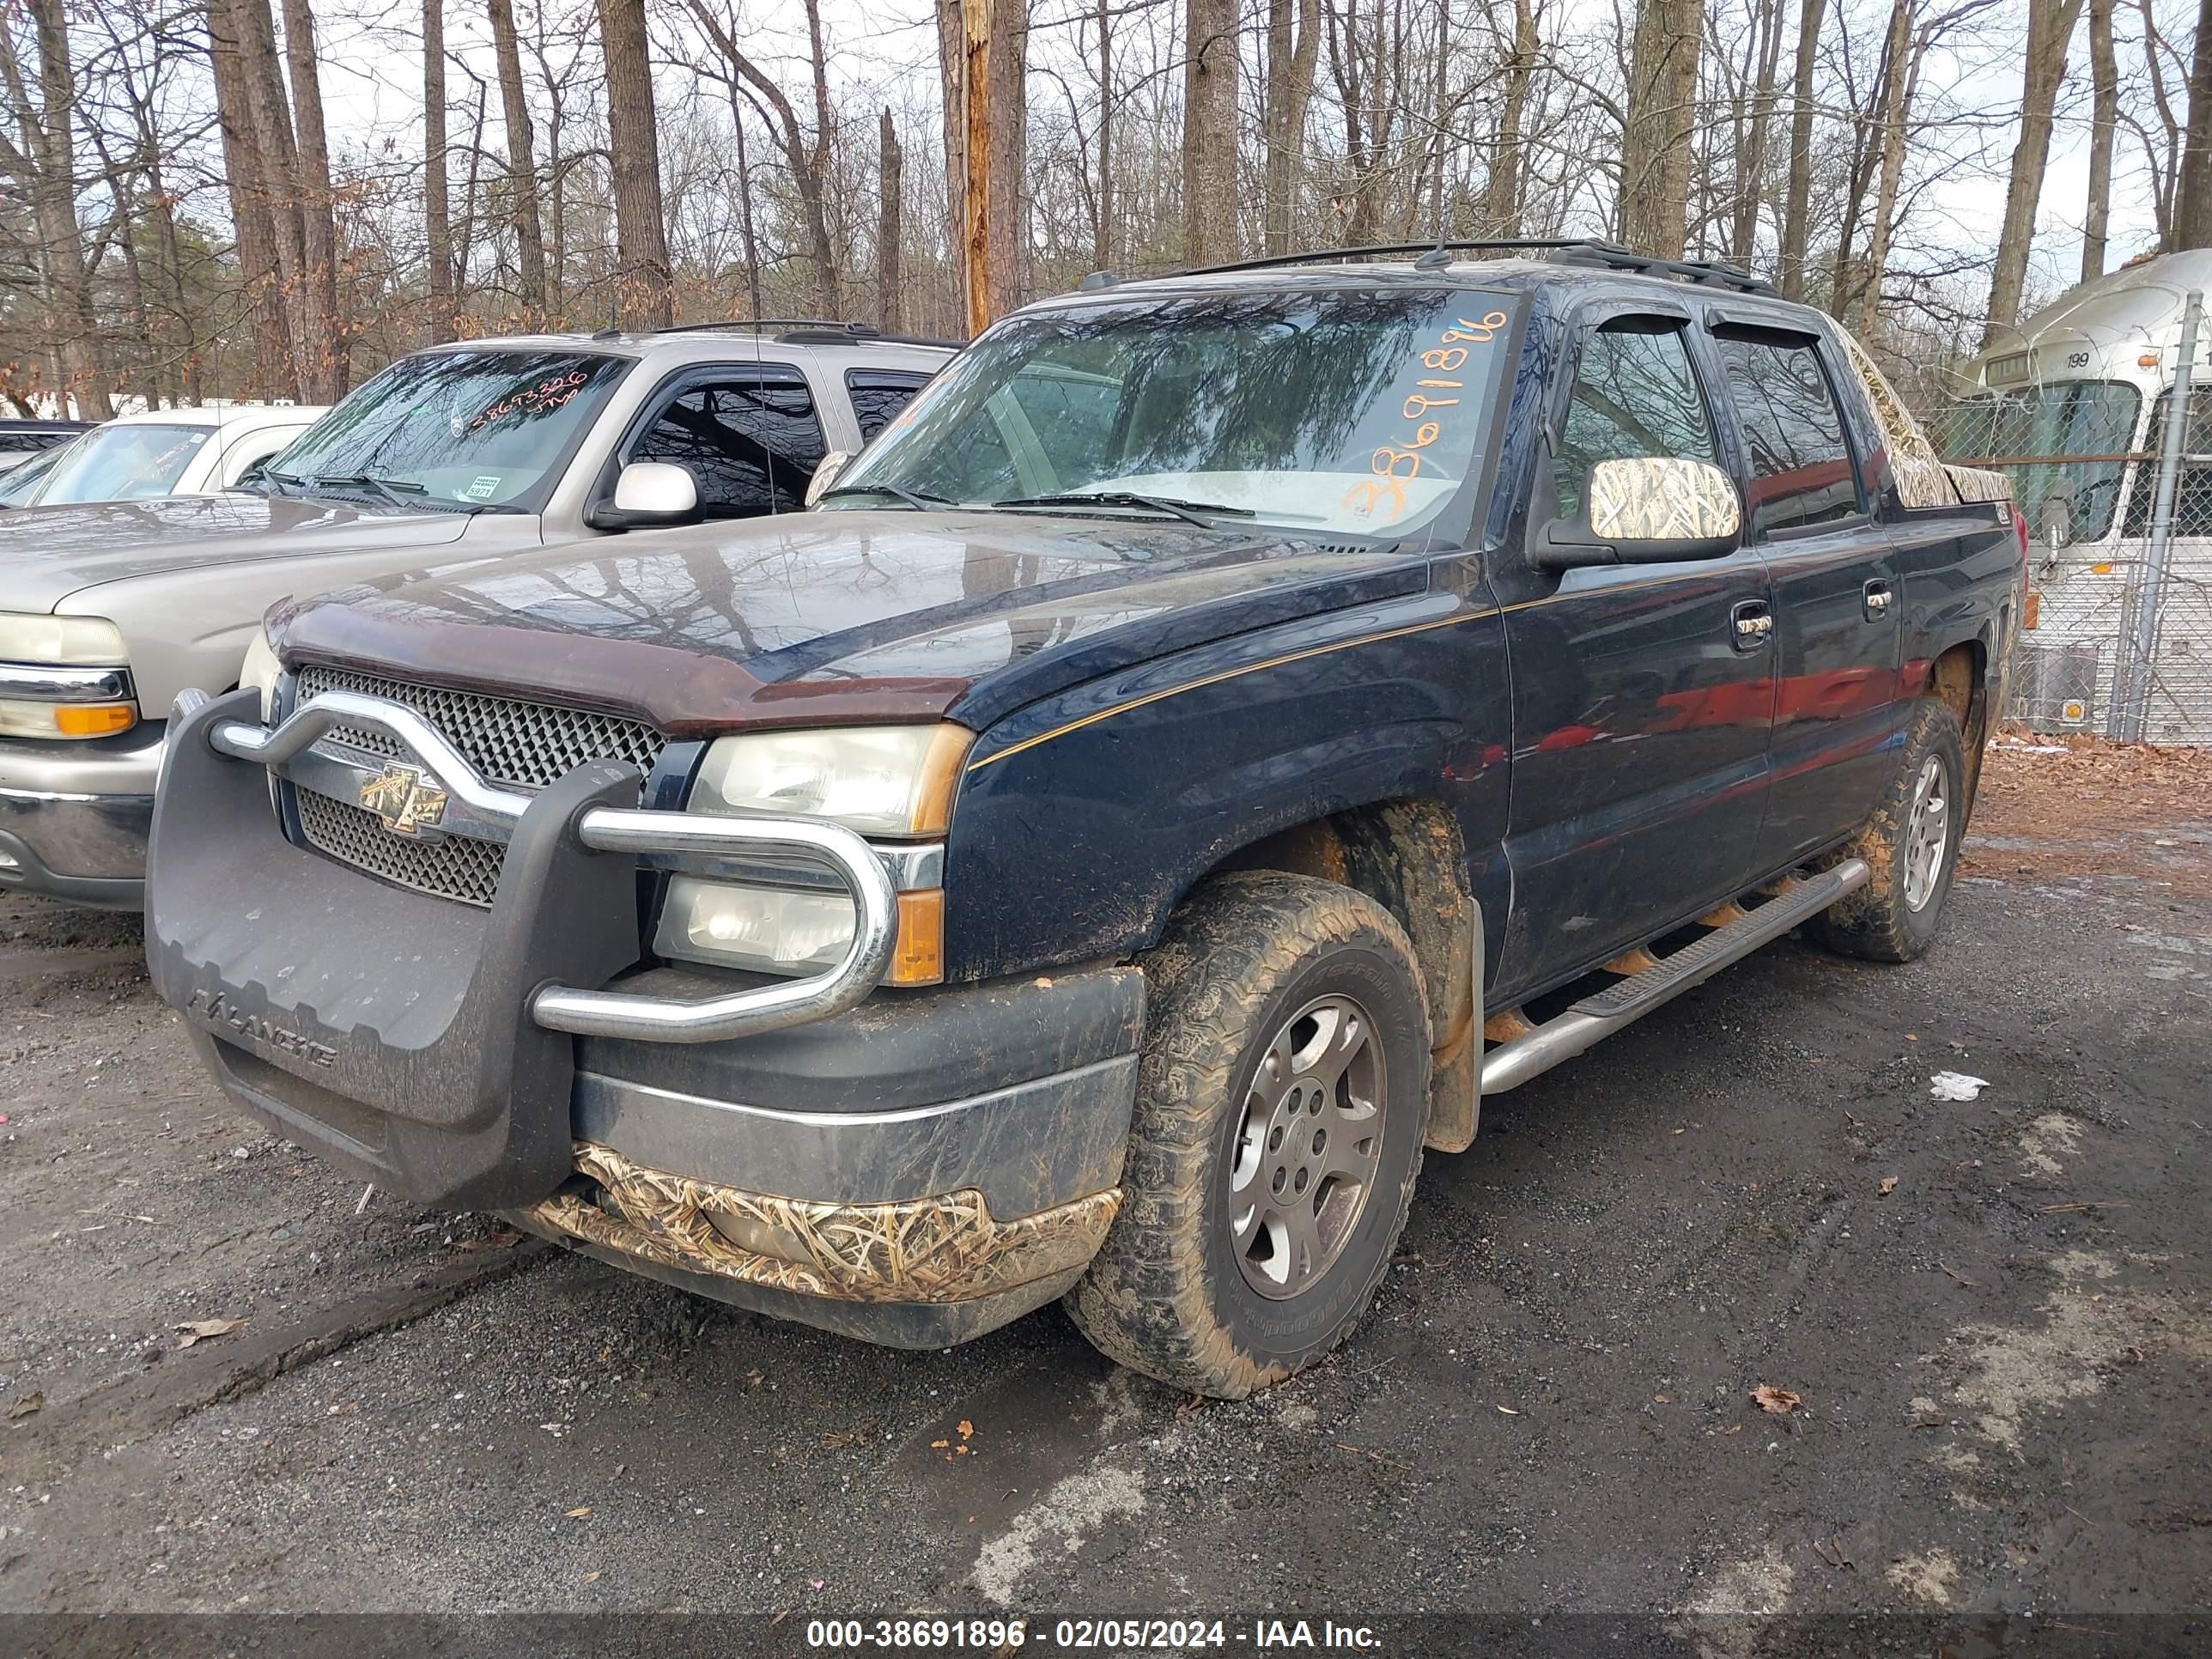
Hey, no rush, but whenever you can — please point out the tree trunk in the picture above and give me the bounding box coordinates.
[2078,0,2115,280]
[1482,0,1538,236]
[596,0,673,327]
[1620,0,1703,258]
[982,0,1027,313]
[235,0,317,389]
[279,0,343,398]
[487,0,549,324]
[1093,0,1113,270]
[1983,0,2087,347]
[961,0,992,333]
[22,0,111,417]
[878,108,902,331]
[1778,0,1827,300]
[802,0,841,316]
[424,0,455,339]
[204,0,293,387]
[2174,0,2212,247]
[1852,0,1915,336]
[935,0,966,305]
[1263,0,1321,253]
[1729,0,1784,264]
[1182,0,1238,264]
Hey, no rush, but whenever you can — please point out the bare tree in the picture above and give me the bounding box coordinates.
[1483,0,1540,236]
[425,0,456,339]
[1983,0,2087,346]
[1620,0,1703,258]
[2177,0,2212,247]
[878,108,902,331]
[1727,0,1785,264]
[1263,0,1322,253]
[1182,0,1239,264]
[1778,0,1828,300]
[488,0,550,323]
[596,0,672,325]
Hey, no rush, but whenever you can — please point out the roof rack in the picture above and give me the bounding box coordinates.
[650,318,962,349]
[1160,238,1780,298]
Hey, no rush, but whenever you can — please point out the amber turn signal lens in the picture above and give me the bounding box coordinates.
[890,889,945,985]
[53,702,137,738]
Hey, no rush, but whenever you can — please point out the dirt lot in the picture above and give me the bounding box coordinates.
[2,737,2208,1647]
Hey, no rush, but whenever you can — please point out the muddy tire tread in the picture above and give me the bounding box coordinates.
[1066,872,1429,1398]
[1808,697,1966,963]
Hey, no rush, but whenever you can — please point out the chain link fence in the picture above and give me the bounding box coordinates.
[1933,362,2212,748]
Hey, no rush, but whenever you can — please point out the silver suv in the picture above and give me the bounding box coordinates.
[0,322,951,908]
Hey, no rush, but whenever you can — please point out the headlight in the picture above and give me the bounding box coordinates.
[0,613,137,738]
[655,723,967,984]
[0,612,129,665]
[239,628,283,721]
[689,724,969,836]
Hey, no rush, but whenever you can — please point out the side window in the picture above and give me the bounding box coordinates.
[846,370,933,444]
[1554,319,1718,520]
[2121,386,2212,536]
[1716,331,1862,534]
[629,370,827,518]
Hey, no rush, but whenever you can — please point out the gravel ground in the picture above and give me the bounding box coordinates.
[2,746,2207,1644]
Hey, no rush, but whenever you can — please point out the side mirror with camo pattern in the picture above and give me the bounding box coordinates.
[1532,455,1744,570]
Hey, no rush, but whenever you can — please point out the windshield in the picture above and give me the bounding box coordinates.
[264,348,631,511]
[13,422,212,505]
[829,288,1516,540]
[1935,380,2142,541]
[0,433,76,505]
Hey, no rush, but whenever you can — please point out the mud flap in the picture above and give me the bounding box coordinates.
[145,688,643,1209]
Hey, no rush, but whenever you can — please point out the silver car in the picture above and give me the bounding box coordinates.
[0,322,950,907]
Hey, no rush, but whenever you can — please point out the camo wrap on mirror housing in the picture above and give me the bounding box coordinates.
[1589,455,1742,540]
[526,1141,1121,1303]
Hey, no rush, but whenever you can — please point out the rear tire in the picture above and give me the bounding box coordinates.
[1808,698,1966,963]
[1066,872,1431,1398]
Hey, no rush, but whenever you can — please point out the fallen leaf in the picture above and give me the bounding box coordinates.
[930,1438,949,1449]
[1497,1405,1520,1415]
[1880,1176,1899,1195]
[1653,1394,1670,1403]
[565,1506,592,1519]
[1751,1384,1801,1415]
[1724,1425,1744,1435]
[8,1391,41,1420]
[175,1317,245,1349]
[580,1571,600,1583]
[956,1419,974,1439]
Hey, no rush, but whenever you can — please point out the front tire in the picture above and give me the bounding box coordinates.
[1808,697,1966,963]
[1066,872,1431,1398]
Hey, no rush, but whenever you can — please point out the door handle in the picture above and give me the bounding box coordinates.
[1863,579,1894,621]
[1730,599,1774,651]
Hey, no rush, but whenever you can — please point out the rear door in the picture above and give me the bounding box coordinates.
[1705,319,1902,867]
[1497,307,1775,997]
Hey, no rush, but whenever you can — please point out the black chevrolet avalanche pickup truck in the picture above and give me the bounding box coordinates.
[146,244,2024,1397]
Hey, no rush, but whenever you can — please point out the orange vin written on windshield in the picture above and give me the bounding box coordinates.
[466,368,592,434]
[1341,308,1508,526]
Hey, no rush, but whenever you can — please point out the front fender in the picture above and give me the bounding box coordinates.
[940,592,1511,981]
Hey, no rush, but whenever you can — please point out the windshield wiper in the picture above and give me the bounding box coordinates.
[818,483,955,511]
[995,490,1256,528]
[309,472,426,509]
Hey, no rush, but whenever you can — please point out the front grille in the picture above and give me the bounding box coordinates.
[293,664,665,787]
[289,665,668,907]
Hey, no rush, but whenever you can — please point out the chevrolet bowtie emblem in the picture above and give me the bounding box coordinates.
[358,763,449,836]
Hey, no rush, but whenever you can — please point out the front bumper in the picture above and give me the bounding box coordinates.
[0,724,165,907]
[147,689,1143,1347]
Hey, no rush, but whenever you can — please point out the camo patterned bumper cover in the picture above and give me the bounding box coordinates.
[526,1142,1121,1304]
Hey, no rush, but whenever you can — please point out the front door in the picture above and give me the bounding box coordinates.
[1495,310,1775,1000]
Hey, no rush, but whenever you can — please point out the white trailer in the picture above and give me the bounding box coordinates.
[1943,248,2212,745]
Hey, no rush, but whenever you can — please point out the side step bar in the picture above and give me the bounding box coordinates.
[1480,859,1869,1095]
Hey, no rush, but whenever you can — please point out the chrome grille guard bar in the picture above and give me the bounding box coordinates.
[190,690,900,1045]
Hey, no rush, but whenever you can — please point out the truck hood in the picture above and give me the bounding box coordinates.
[274,511,1428,734]
[0,494,474,614]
